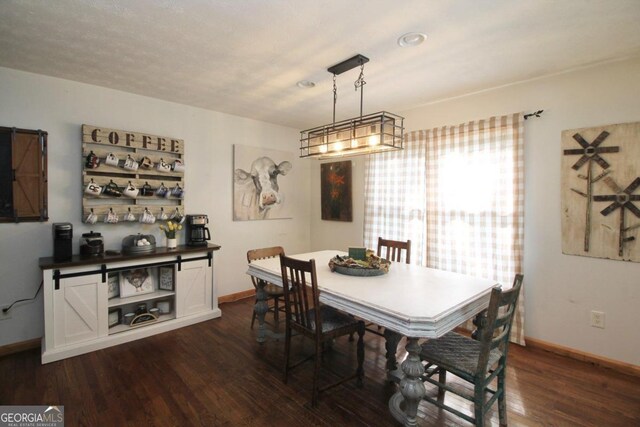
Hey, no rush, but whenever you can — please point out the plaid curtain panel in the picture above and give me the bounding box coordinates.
[364,113,525,345]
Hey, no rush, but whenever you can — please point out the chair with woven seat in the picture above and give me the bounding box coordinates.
[247,246,286,329]
[377,237,411,264]
[419,274,523,427]
[279,254,365,407]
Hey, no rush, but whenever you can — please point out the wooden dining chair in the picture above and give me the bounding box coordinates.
[247,246,286,329]
[419,274,524,427]
[377,237,411,264]
[279,254,365,407]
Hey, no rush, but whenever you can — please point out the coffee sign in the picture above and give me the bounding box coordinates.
[82,124,182,154]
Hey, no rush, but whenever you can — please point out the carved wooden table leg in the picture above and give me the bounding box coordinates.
[389,337,425,426]
[254,278,269,343]
[384,328,403,382]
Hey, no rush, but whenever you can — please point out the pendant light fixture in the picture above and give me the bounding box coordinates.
[299,54,404,159]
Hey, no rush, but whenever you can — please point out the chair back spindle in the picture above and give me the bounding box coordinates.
[377,237,411,264]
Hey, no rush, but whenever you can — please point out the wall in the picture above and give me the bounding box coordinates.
[310,56,640,366]
[0,67,310,347]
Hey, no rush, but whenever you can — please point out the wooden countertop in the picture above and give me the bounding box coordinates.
[39,243,221,270]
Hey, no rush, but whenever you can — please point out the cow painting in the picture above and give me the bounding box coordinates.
[234,155,293,220]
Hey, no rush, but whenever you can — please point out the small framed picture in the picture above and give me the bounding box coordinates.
[119,268,155,298]
[158,266,175,291]
[108,308,121,328]
[107,274,120,299]
[155,299,172,315]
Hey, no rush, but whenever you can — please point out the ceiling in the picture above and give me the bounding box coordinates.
[1,1,640,130]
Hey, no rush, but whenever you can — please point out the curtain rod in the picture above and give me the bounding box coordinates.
[524,110,544,120]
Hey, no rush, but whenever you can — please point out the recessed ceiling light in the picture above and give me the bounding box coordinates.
[397,32,427,47]
[296,80,316,88]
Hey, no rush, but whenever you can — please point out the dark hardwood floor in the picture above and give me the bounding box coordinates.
[1,298,639,426]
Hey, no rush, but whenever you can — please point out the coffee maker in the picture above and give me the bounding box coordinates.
[53,223,73,262]
[186,214,210,246]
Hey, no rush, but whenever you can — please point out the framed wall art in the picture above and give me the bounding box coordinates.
[561,121,640,262]
[321,161,353,222]
[119,268,155,298]
[158,266,174,291]
[233,144,294,221]
[107,274,120,299]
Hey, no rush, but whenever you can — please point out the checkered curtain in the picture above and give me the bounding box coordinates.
[364,113,525,345]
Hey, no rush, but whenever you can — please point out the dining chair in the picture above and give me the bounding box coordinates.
[279,254,365,407]
[366,237,412,337]
[377,237,411,264]
[419,274,523,427]
[247,246,286,329]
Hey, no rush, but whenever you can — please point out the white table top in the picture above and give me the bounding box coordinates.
[247,250,498,338]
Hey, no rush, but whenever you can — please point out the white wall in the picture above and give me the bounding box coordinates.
[311,57,640,366]
[0,67,310,347]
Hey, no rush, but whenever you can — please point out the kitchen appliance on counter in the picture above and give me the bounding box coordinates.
[186,214,210,246]
[80,231,104,256]
[53,223,73,262]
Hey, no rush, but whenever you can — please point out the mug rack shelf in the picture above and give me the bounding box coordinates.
[81,124,185,225]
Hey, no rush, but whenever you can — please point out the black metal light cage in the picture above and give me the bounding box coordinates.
[299,111,404,159]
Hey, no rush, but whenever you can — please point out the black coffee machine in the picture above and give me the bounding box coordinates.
[53,223,73,262]
[186,214,210,246]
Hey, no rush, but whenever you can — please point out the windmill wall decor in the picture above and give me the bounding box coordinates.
[561,121,640,262]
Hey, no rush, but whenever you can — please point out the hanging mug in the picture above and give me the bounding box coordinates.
[155,183,168,198]
[105,153,119,167]
[104,209,119,224]
[140,182,154,197]
[85,151,100,169]
[140,156,153,169]
[123,181,139,198]
[171,184,184,199]
[123,155,139,171]
[103,181,122,197]
[172,159,185,173]
[124,209,136,222]
[156,158,171,173]
[85,210,98,224]
[170,208,185,224]
[139,209,156,224]
[158,208,168,221]
[84,180,103,196]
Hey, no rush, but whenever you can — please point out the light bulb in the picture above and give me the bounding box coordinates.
[368,135,380,146]
[351,139,358,148]
[319,144,328,154]
[334,141,343,151]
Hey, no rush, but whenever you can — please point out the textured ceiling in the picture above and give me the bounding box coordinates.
[1,0,640,130]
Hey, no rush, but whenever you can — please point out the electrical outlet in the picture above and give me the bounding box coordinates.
[590,310,605,329]
[0,306,11,321]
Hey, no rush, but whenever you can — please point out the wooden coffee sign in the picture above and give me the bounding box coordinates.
[82,125,183,154]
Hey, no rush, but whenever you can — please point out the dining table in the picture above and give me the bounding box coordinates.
[246,250,497,426]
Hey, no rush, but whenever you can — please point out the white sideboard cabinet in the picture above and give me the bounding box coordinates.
[39,244,221,364]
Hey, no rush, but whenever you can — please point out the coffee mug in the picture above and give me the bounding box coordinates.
[140,156,153,169]
[139,182,154,197]
[155,183,169,198]
[170,208,185,224]
[172,159,185,173]
[123,181,139,198]
[85,151,100,169]
[104,209,118,224]
[85,210,98,224]
[103,181,122,197]
[171,184,184,199]
[124,209,136,222]
[123,155,139,171]
[158,208,168,221]
[84,180,102,196]
[139,208,156,224]
[105,153,119,167]
[156,158,171,173]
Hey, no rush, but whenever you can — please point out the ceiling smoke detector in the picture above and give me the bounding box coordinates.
[397,32,427,47]
[296,80,316,88]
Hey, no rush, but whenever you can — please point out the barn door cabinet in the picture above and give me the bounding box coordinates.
[39,244,221,364]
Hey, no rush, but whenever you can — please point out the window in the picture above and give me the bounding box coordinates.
[0,127,48,222]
